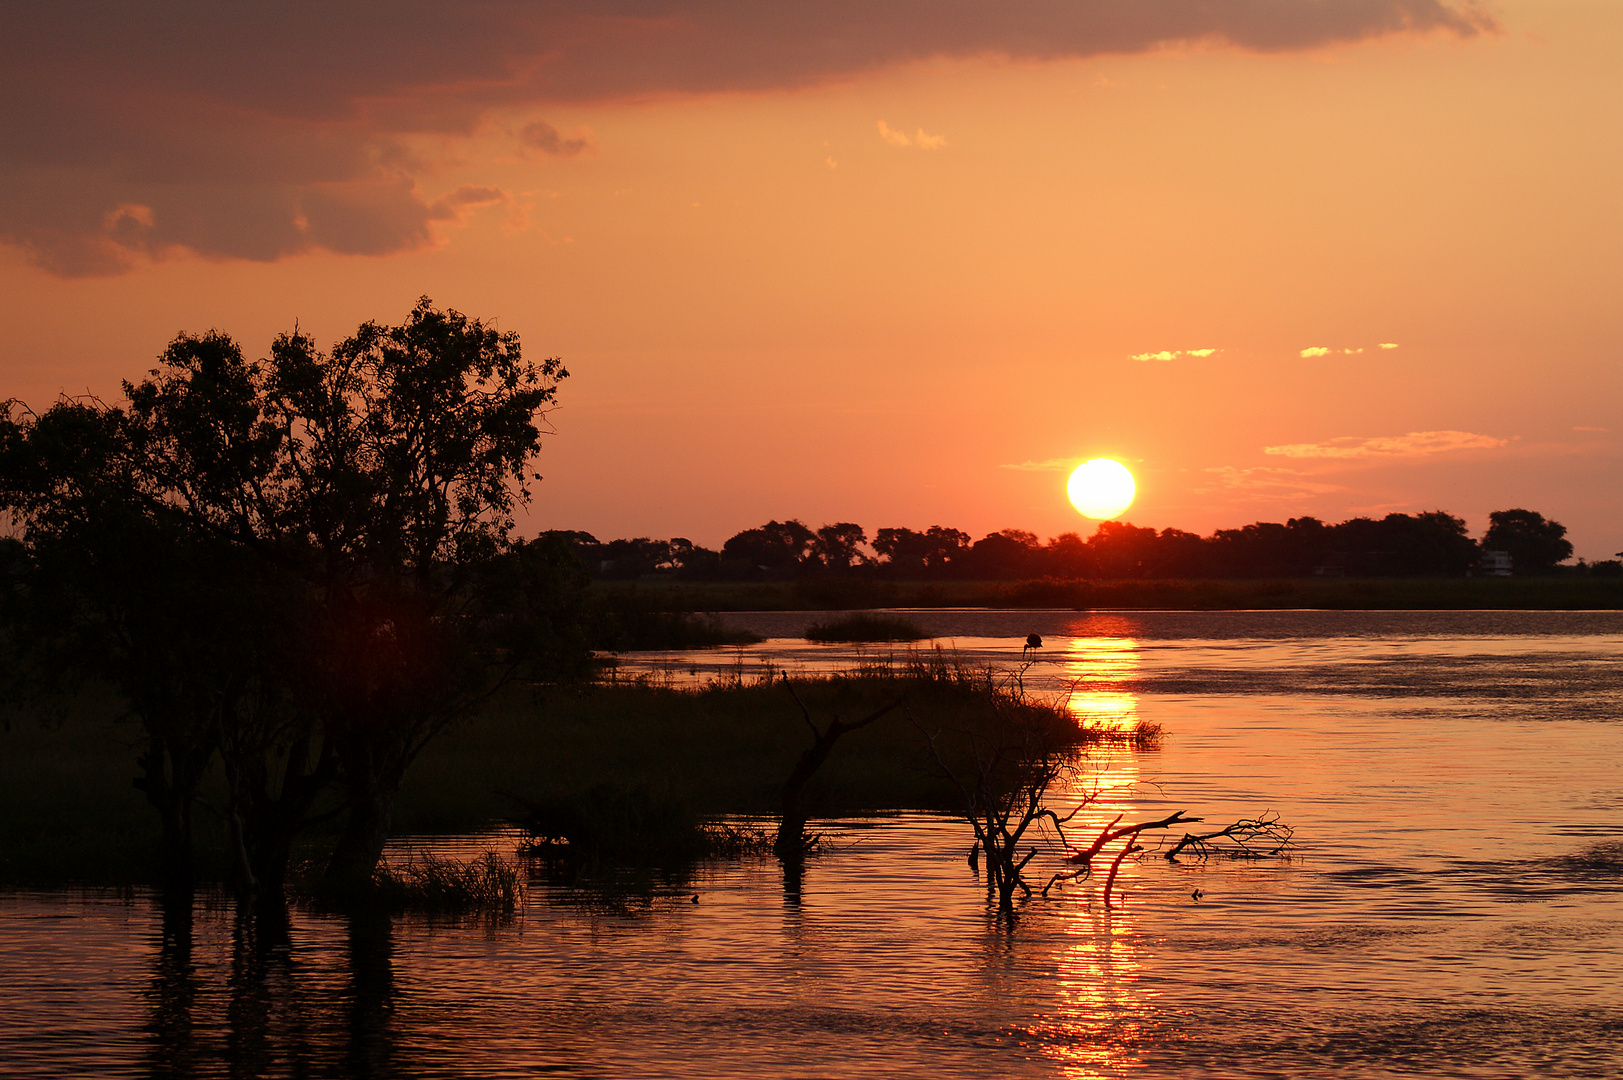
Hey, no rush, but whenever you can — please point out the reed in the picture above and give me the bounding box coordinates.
[366,851,523,914]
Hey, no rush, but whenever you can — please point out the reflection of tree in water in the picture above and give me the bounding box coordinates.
[142,897,399,1078]
[346,909,395,1080]
[144,892,202,1079]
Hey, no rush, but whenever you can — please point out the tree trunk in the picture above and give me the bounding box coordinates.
[324,764,402,895]
[135,732,212,893]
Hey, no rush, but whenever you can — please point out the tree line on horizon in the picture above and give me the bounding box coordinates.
[558,507,1613,583]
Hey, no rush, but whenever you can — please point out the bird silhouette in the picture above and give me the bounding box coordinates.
[1191,888,1204,902]
[1022,633,1043,659]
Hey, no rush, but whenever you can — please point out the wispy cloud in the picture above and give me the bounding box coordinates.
[1000,458,1075,472]
[1300,345,1367,357]
[520,120,591,156]
[877,120,947,149]
[1573,425,1610,433]
[1378,342,1399,349]
[1300,346,1331,357]
[1132,347,1219,361]
[1200,465,1344,496]
[427,185,507,220]
[1263,430,1508,460]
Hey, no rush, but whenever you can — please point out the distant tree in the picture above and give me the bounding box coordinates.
[873,525,969,577]
[1385,511,1477,575]
[1484,509,1573,573]
[1151,528,1209,578]
[965,529,1043,579]
[668,537,723,579]
[811,523,871,571]
[721,519,816,573]
[1043,532,1095,578]
[1208,519,1327,578]
[1087,521,1159,579]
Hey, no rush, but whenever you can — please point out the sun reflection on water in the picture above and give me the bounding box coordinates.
[1058,637,1141,733]
[1037,635,1161,1074]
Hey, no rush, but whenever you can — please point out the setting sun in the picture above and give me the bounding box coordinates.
[1067,458,1136,520]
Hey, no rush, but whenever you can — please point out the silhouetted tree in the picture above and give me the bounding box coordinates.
[1483,509,1573,573]
[721,519,816,573]
[1042,532,1095,578]
[811,522,871,571]
[964,529,1043,579]
[1086,521,1159,579]
[2,299,586,896]
[250,299,580,891]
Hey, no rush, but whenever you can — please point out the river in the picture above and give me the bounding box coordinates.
[4,610,1621,1077]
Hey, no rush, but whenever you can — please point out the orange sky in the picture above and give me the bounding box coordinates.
[3,1,1619,557]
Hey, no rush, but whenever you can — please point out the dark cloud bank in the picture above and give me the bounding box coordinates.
[1,1,1495,275]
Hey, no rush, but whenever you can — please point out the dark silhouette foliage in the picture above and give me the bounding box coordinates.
[1,298,588,897]
[576,507,1574,584]
[1484,509,1574,573]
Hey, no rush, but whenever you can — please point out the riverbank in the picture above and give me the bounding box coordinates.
[589,575,1623,612]
[0,663,1135,887]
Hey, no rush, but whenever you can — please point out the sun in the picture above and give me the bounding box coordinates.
[1067,458,1136,519]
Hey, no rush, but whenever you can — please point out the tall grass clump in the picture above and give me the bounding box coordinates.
[366,851,523,914]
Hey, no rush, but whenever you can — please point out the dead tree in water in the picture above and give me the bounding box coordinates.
[916,694,1088,915]
[775,677,902,864]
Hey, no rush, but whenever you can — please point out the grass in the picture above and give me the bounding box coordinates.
[0,654,1152,887]
[805,612,926,643]
[0,685,232,885]
[363,851,523,915]
[395,651,1150,833]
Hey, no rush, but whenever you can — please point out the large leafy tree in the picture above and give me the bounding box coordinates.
[1483,509,1573,573]
[2,299,587,895]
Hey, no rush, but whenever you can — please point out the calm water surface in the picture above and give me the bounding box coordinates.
[5,610,1622,1077]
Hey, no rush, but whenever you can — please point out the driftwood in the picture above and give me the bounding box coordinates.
[1164,813,1294,861]
[1041,809,1202,907]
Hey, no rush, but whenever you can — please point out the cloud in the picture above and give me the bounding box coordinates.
[877,120,914,147]
[1,1,1497,275]
[1201,465,1344,496]
[1263,430,1509,459]
[520,121,592,157]
[1000,458,1076,472]
[429,185,508,220]
[1303,344,1379,357]
[1572,425,1610,433]
[877,120,948,149]
[1378,342,1399,349]
[1131,347,1219,361]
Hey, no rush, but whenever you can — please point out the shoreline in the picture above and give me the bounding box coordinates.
[589,575,1623,612]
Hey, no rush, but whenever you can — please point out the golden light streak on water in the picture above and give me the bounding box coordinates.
[1057,637,1141,733]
